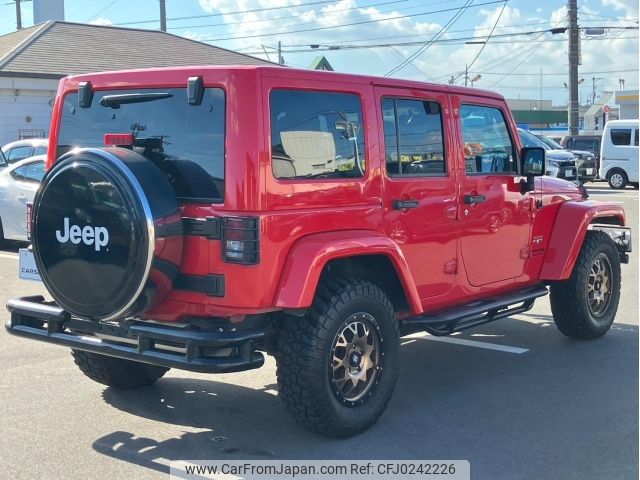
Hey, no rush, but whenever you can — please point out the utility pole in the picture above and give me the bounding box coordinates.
[159,0,167,32]
[567,0,580,134]
[618,78,625,90]
[591,77,604,105]
[15,0,22,30]
[278,41,284,65]
[464,64,469,87]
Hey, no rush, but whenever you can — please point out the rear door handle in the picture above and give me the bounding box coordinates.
[463,195,486,205]
[392,199,419,210]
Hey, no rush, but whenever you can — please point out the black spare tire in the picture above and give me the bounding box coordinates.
[32,148,183,321]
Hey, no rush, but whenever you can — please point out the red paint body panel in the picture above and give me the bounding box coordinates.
[46,65,628,323]
[539,200,626,280]
[275,230,422,313]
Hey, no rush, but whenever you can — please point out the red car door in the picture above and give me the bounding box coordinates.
[451,95,531,286]
[376,86,459,299]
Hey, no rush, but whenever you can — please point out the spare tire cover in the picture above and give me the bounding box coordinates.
[32,148,183,321]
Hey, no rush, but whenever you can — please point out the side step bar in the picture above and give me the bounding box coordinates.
[400,285,549,337]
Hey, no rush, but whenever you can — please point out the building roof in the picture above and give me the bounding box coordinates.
[309,56,334,71]
[0,21,274,78]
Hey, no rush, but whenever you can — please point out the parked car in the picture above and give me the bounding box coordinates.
[6,66,631,438]
[536,134,597,182]
[560,134,602,171]
[599,119,639,189]
[1,138,48,164]
[0,155,45,244]
[518,129,577,181]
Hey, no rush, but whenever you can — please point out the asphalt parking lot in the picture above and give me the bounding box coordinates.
[0,183,637,480]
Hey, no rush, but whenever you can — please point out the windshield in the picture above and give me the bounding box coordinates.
[0,147,6,167]
[58,87,225,202]
[519,130,549,150]
[536,135,563,149]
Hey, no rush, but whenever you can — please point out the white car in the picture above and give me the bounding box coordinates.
[599,119,639,189]
[1,138,48,164]
[0,155,46,244]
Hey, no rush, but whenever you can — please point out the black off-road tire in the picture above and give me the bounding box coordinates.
[550,231,621,339]
[276,278,399,438]
[71,350,169,389]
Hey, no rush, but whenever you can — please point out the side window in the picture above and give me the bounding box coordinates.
[34,146,47,156]
[611,129,632,146]
[634,130,639,147]
[460,105,517,174]
[270,89,365,180]
[382,98,445,176]
[25,161,45,181]
[11,165,28,180]
[6,146,33,162]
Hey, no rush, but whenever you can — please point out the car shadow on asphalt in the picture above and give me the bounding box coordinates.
[91,317,638,477]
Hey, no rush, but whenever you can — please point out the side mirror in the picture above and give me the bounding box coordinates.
[521,147,545,176]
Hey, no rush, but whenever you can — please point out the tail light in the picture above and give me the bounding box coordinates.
[222,217,259,264]
[26,202,33,241]
[104,133,134,147]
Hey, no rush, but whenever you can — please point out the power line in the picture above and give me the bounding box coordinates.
[240,31,636,56]
[465,0,508,73]
[384,0,474,76]
[114,0,342,26]
[198,0,505,42]
[85,0,121,22]
[166,0,422,31]
[580,11,639,24]
[487,32,550,88]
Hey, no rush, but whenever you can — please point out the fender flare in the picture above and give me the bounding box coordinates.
[274,230,422,314]
[539,200,626,280]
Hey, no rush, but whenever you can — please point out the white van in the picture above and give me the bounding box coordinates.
[599,119,639,189]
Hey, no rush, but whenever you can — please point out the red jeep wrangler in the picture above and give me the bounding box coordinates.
[7,66,631,438]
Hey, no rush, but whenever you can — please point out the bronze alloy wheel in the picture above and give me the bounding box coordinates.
[330,313,381,404]
[587,253,613,318]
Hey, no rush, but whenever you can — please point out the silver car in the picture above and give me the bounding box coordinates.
[1,138,48,164]
[0,154,45,244]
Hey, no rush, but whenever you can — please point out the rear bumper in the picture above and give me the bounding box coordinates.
[5,296,265,373]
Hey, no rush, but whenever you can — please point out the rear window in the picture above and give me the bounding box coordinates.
[58,87,225,202]
[610,128,632,146]
[572,138,596,151]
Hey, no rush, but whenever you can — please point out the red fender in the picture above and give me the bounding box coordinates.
[539,200,626,280]
[274,230,422,314]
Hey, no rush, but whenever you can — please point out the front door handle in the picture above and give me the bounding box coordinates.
[392,199,419,210]
[463,195,486,205]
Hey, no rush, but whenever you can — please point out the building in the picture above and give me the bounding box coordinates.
[0,21,273,145]
[505,99,568,133]
[615,90,639,120]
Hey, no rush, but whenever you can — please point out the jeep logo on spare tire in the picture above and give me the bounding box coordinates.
[31,148,183,321]
[55,218,109,251]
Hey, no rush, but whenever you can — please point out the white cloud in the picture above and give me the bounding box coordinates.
[189,1,638,103]
[90,17,113,26]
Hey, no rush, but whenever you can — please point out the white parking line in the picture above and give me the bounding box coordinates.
[0,252,18,260]
[407,332,529,354]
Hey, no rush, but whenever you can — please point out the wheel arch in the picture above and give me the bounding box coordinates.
[273,230,422,315]
[539,201,626,280]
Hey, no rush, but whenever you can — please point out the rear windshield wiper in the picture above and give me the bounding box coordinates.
[99,92,173,109]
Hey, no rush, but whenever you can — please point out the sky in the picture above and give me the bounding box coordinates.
[0,0,637,105]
